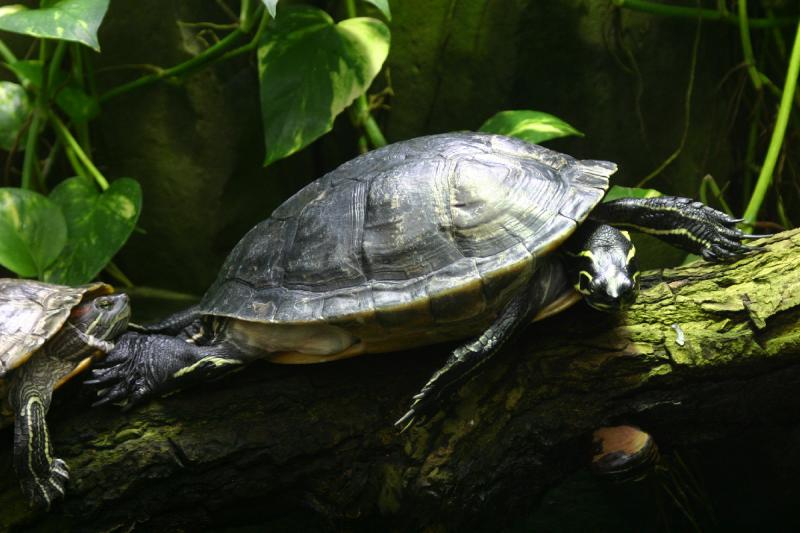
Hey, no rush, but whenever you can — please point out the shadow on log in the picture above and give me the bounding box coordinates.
[1,230,799,531]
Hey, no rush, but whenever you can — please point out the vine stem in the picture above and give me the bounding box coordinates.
[743,21,800,226]
[0,39,17,63]
[612,0,796,28]
[636,18,700,187]
[21,41,50,190]
[99,28,247,103]
[343,0,388,148]
[737,0,762,90]
[49,112,110,190]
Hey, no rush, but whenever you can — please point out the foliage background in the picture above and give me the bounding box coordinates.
[84,0,789,295]
[1,0,799,528]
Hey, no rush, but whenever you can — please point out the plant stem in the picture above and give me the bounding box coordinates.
[0,39,17,63]
[105,261,134,288]
[612,0,796,28]
[46,41,67,95]
[220,9,271,61]
[699,174,733,215]
[636,19,700,187]
[123,286,200,302]
[70,44,93,152]
[49,112,110,190]
[344,0,388,148]
[354,96,387,147]
[240,0,253,31]
[21,41,49,190]
[99,28,247,103]
[742,96,762,203]
[737,0,762,90]
[743,21,800,226]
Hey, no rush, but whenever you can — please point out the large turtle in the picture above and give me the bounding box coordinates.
[0,279,130,508]
[89,132,759,427]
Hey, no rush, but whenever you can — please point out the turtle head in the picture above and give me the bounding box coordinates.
[68,293,131,341]
[567,224,639,312]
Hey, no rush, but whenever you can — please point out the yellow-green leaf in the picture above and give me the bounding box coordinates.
[258,6,390,165]
[479,110,584,144]
[0,0,110,51]
[261,0,278,18]
[0,82,30,151]
[362,0,391,20]
[603,185,662,203]
[0,188,67,278]
[45,178,141,285]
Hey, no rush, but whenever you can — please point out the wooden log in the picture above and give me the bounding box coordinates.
[1,229,799,531]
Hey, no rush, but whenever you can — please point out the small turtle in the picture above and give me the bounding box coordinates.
[0,279,129,508]
[89,132,760,428]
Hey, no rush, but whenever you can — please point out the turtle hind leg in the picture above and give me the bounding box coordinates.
[8,355,71,510]
[87,332,243,408]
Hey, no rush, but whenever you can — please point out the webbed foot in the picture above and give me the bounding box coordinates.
[87,332,242,408]
[87,332,177,408]
[593,196,766,262]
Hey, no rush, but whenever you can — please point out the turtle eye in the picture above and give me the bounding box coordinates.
[95,298,113,310]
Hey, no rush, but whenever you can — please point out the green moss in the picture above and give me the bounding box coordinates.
[377,464,404,514]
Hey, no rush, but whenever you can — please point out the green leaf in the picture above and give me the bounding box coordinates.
[45,177,142,285]
[258,6,390,165]
[6,60,99,121]
[602,185,663,203]
[261,0,278,18]
[0,81,31,151]
[362,0,391,20]
[479,110,584,144]
[54,85,100,121]
[0,0,110,51]
[0,188,67,278]
[6,60,44,88]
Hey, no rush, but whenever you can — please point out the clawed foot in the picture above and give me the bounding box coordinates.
[20,458,69,510]
[87,332,243,408]
[682,201,766,262]
[85,332,162,408]
[394,376,445,432]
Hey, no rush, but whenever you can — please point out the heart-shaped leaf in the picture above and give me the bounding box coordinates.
[0,188,67,278]
[6,60,99,122]
[479,110,584,144]
[0,81,31,151]
[0,0,110,51]
[362,0,391,20]
[258,6,390,165]
[44,177,141,285]
[261,0,278,18]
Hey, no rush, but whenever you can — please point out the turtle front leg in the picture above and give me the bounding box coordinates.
[395,259,571,430]
[591,196,764,261]
[8,356,69,510]
[87,332,243,407]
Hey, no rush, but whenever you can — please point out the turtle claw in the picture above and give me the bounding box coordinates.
[88,332,161,408]
[394,409,417,432]
[394,390,437,432]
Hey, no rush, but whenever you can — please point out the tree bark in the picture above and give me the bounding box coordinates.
[2,230,799,531]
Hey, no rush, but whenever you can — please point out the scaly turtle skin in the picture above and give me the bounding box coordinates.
[89,132,760,428]
[0,279,130,509]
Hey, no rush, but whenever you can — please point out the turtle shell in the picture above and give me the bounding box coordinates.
[0,279,112,377]
[201,132,615,333]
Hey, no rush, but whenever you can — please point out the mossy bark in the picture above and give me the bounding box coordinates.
[1,230,799,531]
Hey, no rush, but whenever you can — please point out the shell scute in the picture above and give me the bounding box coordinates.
[201,132,615,327]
